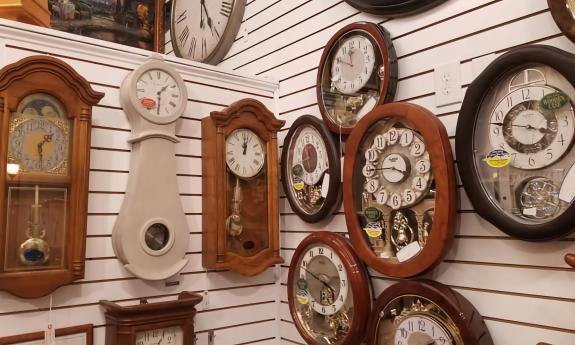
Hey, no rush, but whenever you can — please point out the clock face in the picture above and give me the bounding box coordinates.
[291,125,329,186]
[136,69,182,118]
[225,128,265,178]
[135,326,183,345]
[288,232,370,345]
[471,64,575,225]
[171,0,245,64]
[318,23,397,134]
[8,93,70,176]
[373,295,461,345]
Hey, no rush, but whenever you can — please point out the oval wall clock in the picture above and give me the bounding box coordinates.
[548,0,575,44]
[281,115,341,223]
[317,22,397,135]
[343,102,456,278]
[456,45,575,241]
[287,231,371,345]
[366,279,494,345]
[344,0,447,17]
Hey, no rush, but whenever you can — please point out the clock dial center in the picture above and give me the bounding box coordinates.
[381,153,410,183]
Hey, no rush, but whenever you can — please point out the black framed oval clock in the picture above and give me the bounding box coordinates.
[281,115,341,223]
[456,45,575,241]
[317,22,397,135]
[344,102,456,278]
[288,231,371,345]
[366,279,494,345]
[171,0,246,64]
[344,0,447,17]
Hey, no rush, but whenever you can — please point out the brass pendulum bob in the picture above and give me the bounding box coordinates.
[19,185,50,265]
[226,176,243,237]
[381,217,395,259]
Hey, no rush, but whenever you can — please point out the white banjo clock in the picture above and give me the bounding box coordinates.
[112,54,189,280]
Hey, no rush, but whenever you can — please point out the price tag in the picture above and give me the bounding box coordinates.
[522,207,537,217]
[396,242,422,262]
[44,324,56,345]
[321,173,330,198]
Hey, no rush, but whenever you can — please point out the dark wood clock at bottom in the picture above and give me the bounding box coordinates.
[100,292,202,345]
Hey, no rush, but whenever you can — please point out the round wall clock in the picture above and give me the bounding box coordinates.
[366,279,494,345]
[343,102,456,278]
[317,22,397,135]
[344,0,447,17]
[548,0,575,44]
[456,45,575,241]
[287,231,371,345]
[171,0,246,64]
[281,115,341,223]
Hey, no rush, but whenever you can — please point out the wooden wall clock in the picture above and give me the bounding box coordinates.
[457,45,575,241]
[280,115,341,223]
[171,0,246,64]
[287,231,371,345]
[113,53,189,281]
[344,0,447,17]
[317,22,397,135]
[100,292,202,345]
[366,279,494,345]
[0,55,104,298]
[202,98,284,276]
[0,324,93,345]
[548,0,575,44]
[343,102,456,277]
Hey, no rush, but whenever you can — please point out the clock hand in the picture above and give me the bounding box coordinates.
[200,0,205,29]
[490,122,552,133]
[201,0,214,35]
[300,266,336,295]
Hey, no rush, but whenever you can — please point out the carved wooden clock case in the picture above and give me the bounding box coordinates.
[0,55,104,298]
[202,98,284,276]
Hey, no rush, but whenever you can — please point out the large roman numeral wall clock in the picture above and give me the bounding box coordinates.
[456,45,575,241]
[343,0,447,17]
[343,102,456,278]
[0,55,104,298]
[113,54,189,280]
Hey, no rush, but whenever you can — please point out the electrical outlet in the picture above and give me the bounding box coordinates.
[434,62,462,107]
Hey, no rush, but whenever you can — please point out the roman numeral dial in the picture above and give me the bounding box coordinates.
[171,0,245,64]
[225,128,265,178]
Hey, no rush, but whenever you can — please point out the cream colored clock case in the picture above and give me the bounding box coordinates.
[113,54,189,280]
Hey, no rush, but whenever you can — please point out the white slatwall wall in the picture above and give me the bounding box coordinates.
[211,0,575,344]
[0,19,279,345]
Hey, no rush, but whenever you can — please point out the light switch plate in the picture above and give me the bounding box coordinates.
[434,62,462,107]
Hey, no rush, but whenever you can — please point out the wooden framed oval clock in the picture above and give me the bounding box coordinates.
[366,279,494,345]
[281,115,341,223]
[0,55,104,298]
[344,0,447,16]
[548,0,575,44]
[202,98,284,276]
[457,45,575,241]
[343,102,456,277]
[288,231,371,345]
[317,22,397,135]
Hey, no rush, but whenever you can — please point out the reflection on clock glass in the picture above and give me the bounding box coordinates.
[145,223,170,251]
[353,118,435,262]
[472,64,575,224]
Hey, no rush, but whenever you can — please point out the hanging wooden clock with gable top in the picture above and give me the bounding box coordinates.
[288,231,371,345]
[0,55,104,298]
[281,115,341,223]
[366,279,494,345]
[457,45,575,241]
[202,98,284,276]
[113,53,189,280]
[317,22,397,135]
[344,0,447,17]
[343,102,456,278]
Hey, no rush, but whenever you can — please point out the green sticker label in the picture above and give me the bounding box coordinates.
[293,177,305,191]
[541,92,570,110]
[292,164,303,177]
[364,222,383,238]
[363,207,382,221]
[297,278,308,290]
[296,290,309,305]
[483,149,511,168]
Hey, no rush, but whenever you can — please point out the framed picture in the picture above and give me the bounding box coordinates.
[0,324,93,345]
[49,0,165,52]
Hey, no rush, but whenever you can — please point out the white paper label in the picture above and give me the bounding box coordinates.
[44,324,56,345]
[560,162,575,203]
[396,242,422,263]
[522,207,537,217]
[321,173,330,198]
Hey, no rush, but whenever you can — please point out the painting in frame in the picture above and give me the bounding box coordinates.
[0,324,93,345]
[49,0,165,52]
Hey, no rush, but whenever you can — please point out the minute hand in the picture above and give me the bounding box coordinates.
[301,266,335,294]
